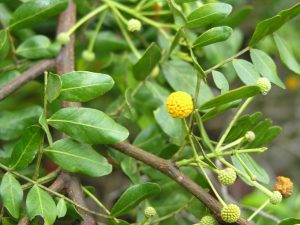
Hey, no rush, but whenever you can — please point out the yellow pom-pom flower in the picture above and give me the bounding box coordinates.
[166,91,194,118]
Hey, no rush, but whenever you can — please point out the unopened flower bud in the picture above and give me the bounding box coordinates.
[127,19,142,32]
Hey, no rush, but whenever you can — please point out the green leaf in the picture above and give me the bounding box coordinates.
[56,199,67,218]
[47,72,62,103]
[0,29,10,59]
[175,0,196,3]
[249,3,300,46]
[232,59,260,85]
[202,100,240,122]
[26,185,57,225]
[154,105,185,145]
[278,218,300,225]
[232,153,269,184]
[0,106,43,141]
[250,48,285,88]
[212,70,229,93]
[0,173,23,219]
[48,107,129,144]
[10,126,43,170]
[16,35,60,59]
[273,33,300,74]
[45,138,112,177]
[200,86,260,110]
[161,59,214,105]
[145,81,170,104]
[186,3,232,29]
[111,183,160,216]
[133,43,161,81]
[221,6,253,28]
[193,26,232,48]
[0,70,21,88]
[9,0,68,30]
[60,71,114,102]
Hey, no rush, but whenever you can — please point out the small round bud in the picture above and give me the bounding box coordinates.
[166,91,194,118]
[197,215,218,225]
[269,191,282,205]
[245,131,255,142]
[256,78,271,95]
[57,32,70,45]
[221,204,240,223]
[218,168,237,186]
[144,207,157,218]
[127,19,142,32]
[82,50,95,62]
[151,66,160,77]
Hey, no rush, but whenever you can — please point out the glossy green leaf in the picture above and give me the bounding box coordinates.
[186,3,232,29]
[9,0,68,30]
[145,81,170,104]
[200,86,260,110]
[273,34,300,74]
[45,138,112,177]
[222,6,253,28]
[48,107,129,144]
[59,71,114,102]
[154,105,185,145]
[133,43,161,81]
[232,59,260,85]
[232,153,269,184]
[250,48,285,88]
[26,185,57,225]
[202,100,240,122]
[0,29,9,59]
[249,3,300,46]
[161,59,214,106]
[193,26,232,48]
[0,70,20,88]
[46,72,61,103]
[278,218,300,225]
[10,126,43,170]
[0,173,23,219]
[0,106,43,141]
[56,199,67,218]
[212,70,229,93]
[16,35,60,59]
[111,183,160,216]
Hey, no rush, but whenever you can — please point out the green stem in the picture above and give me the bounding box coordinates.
[219,137,245,152]
[87,10,108,52]
[140,217,149,225]
[247,199,270,221]
[215,97,254,152]
[109,3,140,59]
[136,0,148,11]
[66,5,108,35]
[235,153,257,181]
[219,158,273,197]
[183,120,226,206]
[32,146,44,180]
[176,147,267,167]
[81,186,110,214]
[204,47,250,75]
[22,169,60,190]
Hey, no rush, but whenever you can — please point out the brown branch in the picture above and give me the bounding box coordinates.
[111,142,251,225]
[0,59,55,100]
[55,1,95,224]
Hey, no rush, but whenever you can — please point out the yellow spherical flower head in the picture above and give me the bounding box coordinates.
[166,91,194,118]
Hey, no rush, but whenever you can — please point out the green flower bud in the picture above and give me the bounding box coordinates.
[57,32,70,45]
[270,191,282,205]
[256,78,271,95]
[127,19,142,32]
[196,215,218,225]
[144,207,157,218]
[82,50,95,62]
[221,204,240,223]
[218,168,237,186]
[245,131,255,142]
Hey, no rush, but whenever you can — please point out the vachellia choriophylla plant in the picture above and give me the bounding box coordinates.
[0,0,299,225]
